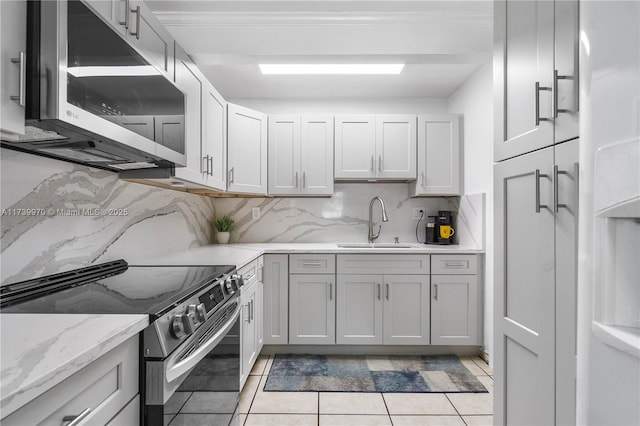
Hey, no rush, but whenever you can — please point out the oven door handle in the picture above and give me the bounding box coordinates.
[165,304,241,383]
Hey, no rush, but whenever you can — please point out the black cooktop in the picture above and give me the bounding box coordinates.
[0,260,235,318]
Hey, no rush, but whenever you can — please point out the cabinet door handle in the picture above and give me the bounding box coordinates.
[535,169,550,213]
[553,70,574,117]
[385,283,389,300]
[302,171,306,188]
[554,165,569,212]
[434,284,438,301]
[118,0,130,28]
[209,156,214,176]
[371,155,374,171]
[295,172,299,188]
[63,408,92,426]
[251,299,254,321]
[245,303,251,322]
[228,167,234,183]
[329,283,333,300]
[535,82,552,126]
[377,283,381,300]
[130,5,141,39]
[9,52,26,107]
[202,155,209,175]
[378,155,383,171]
[421,171,425,187]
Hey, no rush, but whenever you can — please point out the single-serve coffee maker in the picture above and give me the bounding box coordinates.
[425,211,456,245]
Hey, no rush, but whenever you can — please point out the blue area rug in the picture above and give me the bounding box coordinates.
[264,354,488,393]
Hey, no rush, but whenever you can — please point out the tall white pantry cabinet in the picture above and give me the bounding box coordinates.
[493,0,579,425]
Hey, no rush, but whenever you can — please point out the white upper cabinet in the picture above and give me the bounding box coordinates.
[335,115,416,180]
[227,103,268,194]
[410,114,462,196]
[0,0,26,138]
[334,115,376,179]
[495,0,579,159]
[88,0,174,79]
[173,45,204,185]
[268,115,334,196]
[375,115,417,179]
[202,83,227,191]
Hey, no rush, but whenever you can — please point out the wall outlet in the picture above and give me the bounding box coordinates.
[252,207,261,220]
[413,208,424,220]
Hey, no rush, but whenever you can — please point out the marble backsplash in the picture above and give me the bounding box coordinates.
[215,183,485,248]
[0,149,216,285]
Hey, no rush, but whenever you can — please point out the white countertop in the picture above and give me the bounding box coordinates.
[132,243,483,268]
[0,314,148,418]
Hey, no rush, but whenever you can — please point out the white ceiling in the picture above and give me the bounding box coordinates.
[147,1,493,100]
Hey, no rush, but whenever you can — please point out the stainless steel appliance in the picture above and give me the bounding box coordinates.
[0,0,186,171]
[0,260,243,426]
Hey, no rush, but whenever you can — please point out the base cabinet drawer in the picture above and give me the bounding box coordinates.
[431,255,477,275]
[290,254,336,274]
[2,336,139,426]
[337,254,430,275]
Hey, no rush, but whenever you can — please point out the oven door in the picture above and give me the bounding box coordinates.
[145,300,241,426]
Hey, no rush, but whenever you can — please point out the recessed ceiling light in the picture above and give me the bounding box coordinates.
[259,64,405,75]
[67,65,161,78]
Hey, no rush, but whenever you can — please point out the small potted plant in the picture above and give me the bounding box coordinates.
[213,215,236,244]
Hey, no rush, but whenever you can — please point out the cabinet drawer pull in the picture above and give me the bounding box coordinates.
[302,262,322,266]
[535,169,550,213]
[63,408,92,426]
[9,52,26,107]
[377,283,381,300]
[535,82,552,126]
[385,283,389,300]
[444,262,465,268]
[434,284,438,301]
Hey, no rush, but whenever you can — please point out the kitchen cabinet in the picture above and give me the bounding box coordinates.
[494,0,579,161]
[2,336,139,426]
[336,255,430,345]
[431,255,481,346]
[289,254,336,344]
[0,0,26,138]
[201,82,227,190]
[240,258,262,388]
[289,274,336,344]
[409,114,462,196]
[262,254,289,344]
[268,115,334,196]
[88,0,175,79]
[227,103,268,194]
[335,115,416,180]
[494,139,579,425]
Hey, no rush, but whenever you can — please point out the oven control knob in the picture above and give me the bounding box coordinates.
[225,278,236,294]
[170,314,194,338]
[232,274,244,287]
[195,303,207,322]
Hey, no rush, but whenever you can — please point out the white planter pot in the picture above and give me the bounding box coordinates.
[217,231,230,244]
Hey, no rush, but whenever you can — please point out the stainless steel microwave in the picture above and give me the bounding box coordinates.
[1,0,186,171]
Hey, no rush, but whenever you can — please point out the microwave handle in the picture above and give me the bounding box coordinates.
[165,304,240,383]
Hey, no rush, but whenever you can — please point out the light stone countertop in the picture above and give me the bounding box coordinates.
[131,243,483,268]
[0,314,148,418]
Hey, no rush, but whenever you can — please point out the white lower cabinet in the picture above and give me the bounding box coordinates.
[289,274,336,344]
[262,254,289,344]
[240,258,262,389]
[431,275,479,345]
[336,274,429,345]
[106,395,139,426]
[2,336,139,426]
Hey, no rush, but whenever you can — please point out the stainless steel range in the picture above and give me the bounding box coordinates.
[0,260,244,426]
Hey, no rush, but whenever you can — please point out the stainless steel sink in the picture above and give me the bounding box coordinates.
[337,243,414,249]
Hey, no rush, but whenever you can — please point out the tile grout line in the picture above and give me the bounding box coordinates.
[444,393,466,425]
[381,392,394,426]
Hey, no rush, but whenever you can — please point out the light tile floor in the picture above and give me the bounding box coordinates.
[240,355,493,426]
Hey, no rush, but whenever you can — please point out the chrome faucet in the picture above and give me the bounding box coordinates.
[368,196,389,243]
